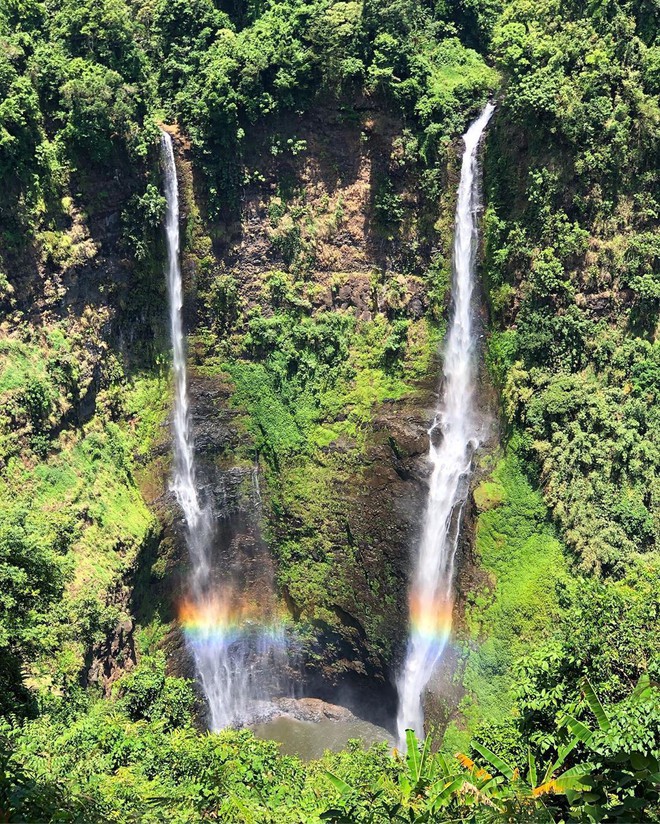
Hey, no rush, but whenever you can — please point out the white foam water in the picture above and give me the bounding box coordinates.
[160,130,287,730]
[396,104,495,744]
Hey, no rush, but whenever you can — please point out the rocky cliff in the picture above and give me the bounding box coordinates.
[150,102,466,711]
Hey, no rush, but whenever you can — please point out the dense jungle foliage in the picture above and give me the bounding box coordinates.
[1,0,659,819]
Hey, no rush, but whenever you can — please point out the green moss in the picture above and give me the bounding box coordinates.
[445,448,569,752]
[472,480,504,512]
[123,366,172,457]
[1,406,158,692]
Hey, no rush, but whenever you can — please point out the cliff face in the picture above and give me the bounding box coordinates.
[1,0,500,722]
[0,82,474,716]
[158,102,463,705]
[2,159,163,438]
[0,145,170,703]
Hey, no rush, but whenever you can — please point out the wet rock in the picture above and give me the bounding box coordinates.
[407,296,424,319]
[271,697,356,723]
[85,613,137,694]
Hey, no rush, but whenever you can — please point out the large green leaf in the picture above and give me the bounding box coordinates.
[405,729,421,782]
[429,772,462,796]
[435,751,451,777]
[417,734,432,785]
[429,776,466,811]
[558,735,581,764]
[527,746,537,788]
[582,678,610,731]
[631,672,652,702]
[471,742,515,780]
[325,771,353,798]
[553,762,596,791]
[543,735,581,784]
[562,715,593,745]
[553,772,593,793]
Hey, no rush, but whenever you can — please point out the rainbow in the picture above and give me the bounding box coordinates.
[179,595,286,647]
[408,593,454,648]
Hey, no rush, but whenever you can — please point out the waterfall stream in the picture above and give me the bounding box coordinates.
[160,130,286,730]
[161,131,213,593]
[396,104,495,744]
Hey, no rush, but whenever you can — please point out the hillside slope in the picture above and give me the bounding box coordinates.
[2,0,659,821]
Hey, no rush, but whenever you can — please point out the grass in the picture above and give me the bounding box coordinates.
[0,339,48,393]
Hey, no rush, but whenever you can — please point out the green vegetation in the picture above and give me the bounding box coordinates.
[0,392,160,715]
[485,0,660,572]
[209,290,437,666]
[1,0,660,820]
[3,662,658,821]
[444,449,569,754]
[166,0,498,214]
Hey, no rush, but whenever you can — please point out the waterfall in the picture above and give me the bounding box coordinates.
[161,130,213,593]
[396,104,495,744]
[160,130,286,730]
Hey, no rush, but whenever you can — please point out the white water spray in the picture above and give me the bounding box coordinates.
[161,130,213,591]
[160,130,286,730]
[396,104,494,744]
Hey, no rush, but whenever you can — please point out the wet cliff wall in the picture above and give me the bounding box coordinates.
[158,103,468,708]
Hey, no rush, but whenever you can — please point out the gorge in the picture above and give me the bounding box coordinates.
[2,0,659,820]
[160,103,495,746]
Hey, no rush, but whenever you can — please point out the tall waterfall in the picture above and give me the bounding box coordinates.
[396,104,494,743]
[160,130,286,730]
[161,131,213,593]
